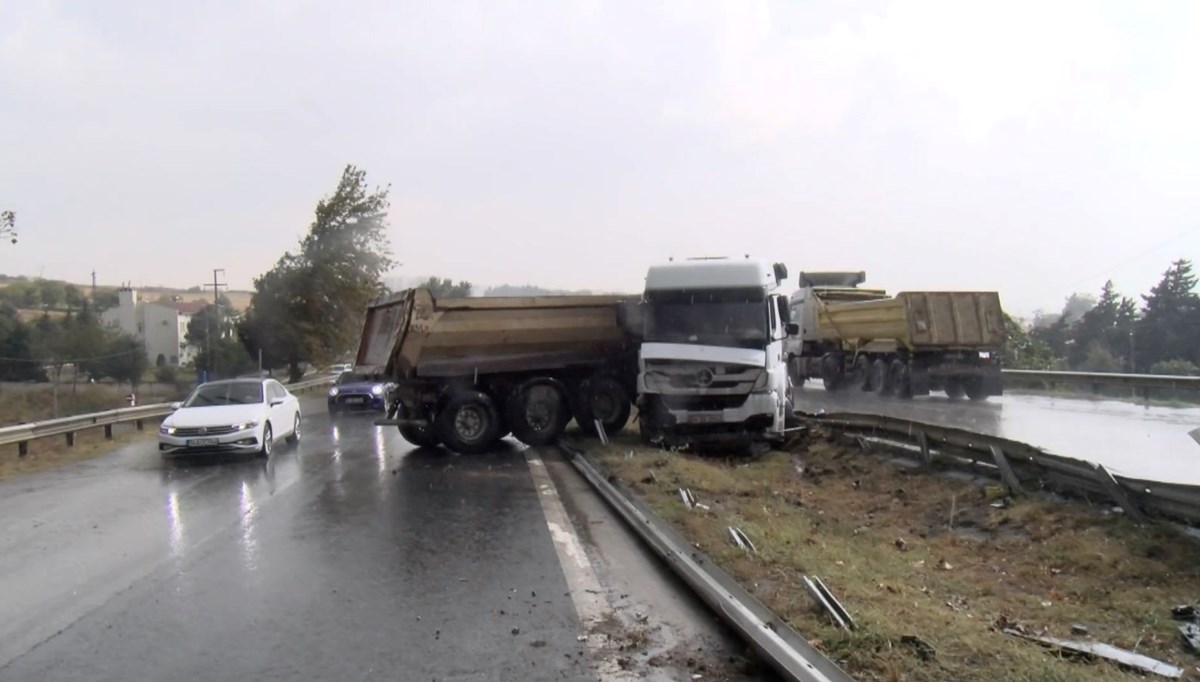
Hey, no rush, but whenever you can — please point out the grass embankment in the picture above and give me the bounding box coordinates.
[590,431,1200,682]
[0,383,177,481]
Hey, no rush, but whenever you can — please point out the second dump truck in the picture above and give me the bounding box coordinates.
[785,272,1005,400]
[355,288,641,453]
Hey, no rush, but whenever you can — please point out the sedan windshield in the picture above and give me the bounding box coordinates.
[184,382,264,407]
[644,288,768,350]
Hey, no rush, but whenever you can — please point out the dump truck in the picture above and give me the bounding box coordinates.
[354,288,642,453]
[784,272,1005,400]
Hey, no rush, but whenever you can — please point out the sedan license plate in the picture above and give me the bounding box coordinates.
[188,438,218,447]
[686,414,722,424]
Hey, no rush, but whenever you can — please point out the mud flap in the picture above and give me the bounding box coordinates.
[909,365,932,396]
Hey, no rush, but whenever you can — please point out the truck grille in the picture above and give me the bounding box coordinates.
[643,362,762,395]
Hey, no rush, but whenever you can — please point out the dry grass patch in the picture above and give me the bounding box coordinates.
[589,431,1200,682]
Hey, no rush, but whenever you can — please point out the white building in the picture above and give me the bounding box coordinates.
[101,288,206,366]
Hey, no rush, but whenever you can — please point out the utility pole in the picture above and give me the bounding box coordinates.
[91,270,97,301]
[203,269,228,379]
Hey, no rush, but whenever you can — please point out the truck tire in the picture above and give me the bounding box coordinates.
[400,423,440,448]
[787,357,806,388]
[849,356,870,391]
[574,375,632,437]
[963,376,988,401]
[889,359,912,399]
[638,398,665,446]
[508,379,572,447]
[821,354,843,391]
[435,390,502,454]
[873,358,893,396]
[943,377,965,399]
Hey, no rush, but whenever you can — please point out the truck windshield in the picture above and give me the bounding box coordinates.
[644,288,768,349]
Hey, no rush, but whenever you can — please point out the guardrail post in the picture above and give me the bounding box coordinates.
[1093,463,1150,524]
[65,432,75,447]
[916,431,931,465]
[988,445,1024,495]
[18,441,28,457]
[135,420,144,431]
[104,424,113,440]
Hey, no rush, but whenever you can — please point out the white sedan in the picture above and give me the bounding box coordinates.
[159,378,301,457]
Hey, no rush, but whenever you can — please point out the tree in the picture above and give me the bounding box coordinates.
[1080,341,1122,372]
[421,277,472,298]
[185,296,234,347]
[1030,315,1070,359]
[1001,313,1058,370]
[102,335,149,393]
[155,364,178,385]
[0,307,44,381]
[1,210,15,245]
[1067,280,1136,370]
[1134,259,1200,371]
[193,337,256,379]
[1061,293,1097,325]
[92,290,120,313]
[1149,359,1199,376]
[238,165,395,381]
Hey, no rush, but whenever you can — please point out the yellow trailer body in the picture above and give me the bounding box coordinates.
[814,291,1004,351]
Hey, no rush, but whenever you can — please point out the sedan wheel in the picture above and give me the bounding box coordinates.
[260,424,273,458]
[286,414,301,444]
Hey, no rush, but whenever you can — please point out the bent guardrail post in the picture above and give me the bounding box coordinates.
[1093,463,1150,524]
[988,445,1025,495]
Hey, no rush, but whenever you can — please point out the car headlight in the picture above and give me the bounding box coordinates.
[159,425,176,435]
[232,421,259,431]
[329,387,339,397]
[371,385,384,396]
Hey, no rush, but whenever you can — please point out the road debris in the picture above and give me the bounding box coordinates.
[802,575,855,632]
[1179,622,1200,653]
[1070,624,1089,636]
[679,488,697,510]
[1172,604,1198,621]
[727,526,756,554]
[900,635,936,661]
[1003,629,1184,678]
[894,537,908,551]
[936,558,953,571]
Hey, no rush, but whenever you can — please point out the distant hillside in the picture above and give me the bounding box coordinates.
[0,275,253,312]
[482,284,632,297]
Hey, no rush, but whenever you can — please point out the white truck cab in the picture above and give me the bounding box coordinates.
[637,257,796,448]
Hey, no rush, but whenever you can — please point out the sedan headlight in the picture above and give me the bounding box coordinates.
[159,425,176,435]
[371,384,384,396]
[232,421,259,432]
[329,387,340,397]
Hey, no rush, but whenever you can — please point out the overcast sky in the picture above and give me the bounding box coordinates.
[2,0,1198,316]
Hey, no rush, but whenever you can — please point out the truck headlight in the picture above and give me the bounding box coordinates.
[752,372,769,392]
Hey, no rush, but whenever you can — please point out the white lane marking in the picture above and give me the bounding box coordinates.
[524,450,635,681]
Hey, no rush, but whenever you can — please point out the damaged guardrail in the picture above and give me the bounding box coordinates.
[1,377,335,457]
[561,443,856,682]
[807,411,1200,526]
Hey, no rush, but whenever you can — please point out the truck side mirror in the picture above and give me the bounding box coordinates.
[785,323,800,336]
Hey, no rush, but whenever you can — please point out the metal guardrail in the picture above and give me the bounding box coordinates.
[1003,368,1200,391]
[2,377,334,457]
[561,443,855,682]
[807,411,1200,526]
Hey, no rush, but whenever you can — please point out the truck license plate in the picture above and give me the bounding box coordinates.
[188,438,218,447]
[686,414,722,424]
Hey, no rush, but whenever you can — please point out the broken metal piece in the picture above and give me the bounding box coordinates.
[1180,623,1200,653]
[1070,624,1089,636]
[1172,604,1197,621]
[727,526,756,554]
[988,444,1025,495]
[802,576,855,632]
[900,635,936,661]
[678,488,697,510]
[1003,629,1183,679]
[594,420,609,446]
[1092,462,1150,524]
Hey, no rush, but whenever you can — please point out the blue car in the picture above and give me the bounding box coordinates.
[328,371,392,415]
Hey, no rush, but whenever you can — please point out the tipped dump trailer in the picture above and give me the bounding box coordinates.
[785,272,1005,400]
[355,288,642,453]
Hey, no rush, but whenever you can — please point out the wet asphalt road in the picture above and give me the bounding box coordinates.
[0,400,597,681]
[794,385,1200,484]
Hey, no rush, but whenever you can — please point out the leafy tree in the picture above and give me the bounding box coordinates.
[35,279,67,309]
[421,277,472,298]
[155,364,178,385]
[1001,313,1058,370]
[64,285,86,311]
[92,290,120,313]
[0,307,44,381]
[102,335,149,392]
[185,296,234,347]
[239,165,394,381]
[1080,341,1122,372]
[193,337,256,379]
[1135,259,1200,370]
[1149,359,1199,376]
[1030,315,1070,359]
[1067,280,1136,370]
[1061,292,1097,325]
[1,210,15,245]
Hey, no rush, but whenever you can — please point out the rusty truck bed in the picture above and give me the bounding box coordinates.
[814,291,1004,350]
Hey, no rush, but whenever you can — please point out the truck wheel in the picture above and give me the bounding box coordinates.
[787,357,806,388]
[508,379,571,447]
[576,375,632,437]
[849,356,870,391]
[821,355,843,391]
[637,398,664,446]
[889,360,912,399]
[963,376,988,401]
[943,377,965,399]
[396,404,440,448]
[435,390,502,454]
[873,359,893,396]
